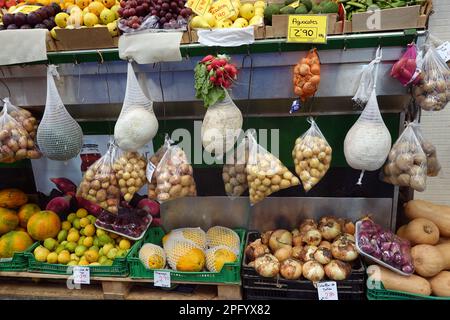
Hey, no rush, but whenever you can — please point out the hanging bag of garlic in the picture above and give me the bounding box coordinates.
[114,62,158,151]
[344,48,392,184]
[37,65,83,161]
[381,123,428,192]
[292,118,332,192]
[246,130,299,205]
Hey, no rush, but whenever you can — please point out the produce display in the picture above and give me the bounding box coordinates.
[292,118,331,192]
[138,226,240,272]
[293,48,321,103]
[244,216,358,282]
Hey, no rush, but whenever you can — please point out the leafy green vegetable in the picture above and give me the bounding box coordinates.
[194,62,226,108]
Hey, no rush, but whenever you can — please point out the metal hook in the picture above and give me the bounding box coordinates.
[378,36,382,48]
[73,55,79,65]
[343,37,347,51]
[97,50,104,64]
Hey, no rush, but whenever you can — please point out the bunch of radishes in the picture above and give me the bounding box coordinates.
[201,54,239,89]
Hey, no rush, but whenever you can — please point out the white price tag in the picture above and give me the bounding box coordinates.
[436,41,450,62]
[317,281,338,300]
[146,162,156,182]
[154,271,171,288]
[73,266,90,285]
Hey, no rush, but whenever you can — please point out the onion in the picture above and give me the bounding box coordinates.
[261,230,273,245]
[280,258,303,280]
[314,247,332,265]
[331,236,358,262]
[244,239,270,263]
[254,254,280,278]
[299,219,317,234]
[302,260,325,282]
[324,260,351,280]
[319,216,342,240]
[292,235,303,247]
[319,241,331,249]
[269,229,292,252]
[301,245,318,262]
[274,246,292,262]
[303,229,322,246]
[292,245,303,260]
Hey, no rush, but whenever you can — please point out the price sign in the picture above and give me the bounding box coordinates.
[287,15,328,44]
[12,5,41,14]
[209,0,237,21]
[317,281,338,300]
[154,271,171,288]
[146,162,156,182]
[73,266,90,285]
[187,0,213,16]
[436,41,450,62]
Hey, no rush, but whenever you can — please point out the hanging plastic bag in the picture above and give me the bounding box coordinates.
[114,62,158,151]
[411,121,441,177]
[222,137,248,198]
[1,98,38,141]
[413,46,450,111]
[37,65,83,161]
[78,142,121,215]
[153,140,196,203]
[0,100,41,163]
[292,118,332,192]
[352,47,382,107]
[147,137,170,200]
[344,90,392,184]
[113,150,147,202]
[246,131,299,205]
[391,43,421,86]
[293,48,321,102]
[381,123,427,192]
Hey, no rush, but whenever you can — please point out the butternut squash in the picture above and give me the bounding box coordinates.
[429,271,450,297]
[405,200,450,237]
[367,265,431,296]
[402,218,439,245]
[411,243,450,277]
[396,225,407,239]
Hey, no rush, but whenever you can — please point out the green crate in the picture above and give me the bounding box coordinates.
[367,281,450,300]
[0,242,36,272]
[128,227,245,284]
[25,239,139,277]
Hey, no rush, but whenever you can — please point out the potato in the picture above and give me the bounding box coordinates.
[397,173,411,186]
[395,153,413,171]
[181,175,192,187]
[169,185,182,197]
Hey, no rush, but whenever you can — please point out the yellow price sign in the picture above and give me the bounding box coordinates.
[186,0,213,16]
[287,15,328,44]
[12,5,41,15]
[209,0,236,21]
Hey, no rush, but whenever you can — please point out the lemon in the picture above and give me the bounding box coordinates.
[96,229,106,237]
[83,224,95,237]
[78,236,86,246]
[78,257,89,266]
[239,3,255,21]
[70,253,80,261]
[46,252,58,264]
[34,246,50,262]
[119,239,131,250]
[102,243,114,256]
[75,245,87,257]
[107,248,118,260]
[76,208,88,218]
[72,218,81,230]
[83,236,94,247]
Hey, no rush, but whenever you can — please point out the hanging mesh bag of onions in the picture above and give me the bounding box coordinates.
[37,65,83,161]
[114,62,158,151]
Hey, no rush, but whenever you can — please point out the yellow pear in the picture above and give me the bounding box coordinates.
[84,12,99,27]
[54,12,70,28]
[239,3,255,21]
[233,17,248,27]
[100,8,116,24]
[102,0,115,8]
[88,1,105,16]
[189,16,210,29]
[106,21,119,36]
[110,4,120,19]
[216,19,233,28]
[50,26,60,39]
[249,15,263,26]
[203,12,216,28]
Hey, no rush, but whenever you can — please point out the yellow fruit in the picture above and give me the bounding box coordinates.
[67,213,77,223]
[100,8,116,24]
[58,250,71,264]
[254,7,264,17]
[76,208,88,218]
[61,221,71,231]
[206,247,237,272]
[229,7,239,21]
[55,12,70,28]
[79,218,90,228]
[102,0,115,8]
[216,19,233,28]
[67,261,78,266]
[233,17,248,28]
[96,229,106,237]
[190,16,210,29]
[88,1,105,16]
[70,253,80,261]
[253,0,266,9]
[162,232,172,246]
[119,239,131,250]
[50,27,60,39]
[46,252,58,264]
[83,236,94,247]
[176,248,205,272]
[34,246,50,262]
[203,12,216,28]
[206,226,240,251]
[78,257,89,266]
[139,243,166,269]
[231,0,240,10]
[75,0,90,9]
[110,4,120,18]
[239,3,255,21]
[67,231,80,243]
[249,15,263,26]
[89,262,101,266]
[84,224,95,237]
[84,249,99,263]
[102,243,114,255]
[83,7,90,14]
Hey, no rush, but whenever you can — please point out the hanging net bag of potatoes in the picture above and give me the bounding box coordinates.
[164,237,206,272]
[411,120,441,177]
[206,226,240,252]
[413,45,450,111]
[246,130,299,205]
[0,99,41,163]
[37,65,83,161]
[1,98,38,143]
[163,227,207,249]
[114,62,158,152]
[153,139,197,203]
[113,150,147,202]
[147,135,171,200]
[205,245,238,272]
[139,243,166,270]
[292,118,332,192]
[77,141,121,214]
[381,123,427,192]
[222,136,249,199]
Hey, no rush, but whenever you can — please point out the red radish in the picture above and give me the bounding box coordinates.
[137,198,160,217]
[46,195,72,214]
[210,76,216,83]
[201,55,214,64]
[50,177,77,196]
[215,68,223,77]
[207,64,213,72]
[223,79,232,88]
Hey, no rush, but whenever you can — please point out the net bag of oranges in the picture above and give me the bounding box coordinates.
[293,48,321,102]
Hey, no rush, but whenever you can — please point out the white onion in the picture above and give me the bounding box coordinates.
[302,260,325,282]
[324,260,352,280]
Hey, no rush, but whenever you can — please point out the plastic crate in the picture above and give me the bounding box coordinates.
[367,281,450,300]
[0,243,36,272]
[242,231,366,300]
[128,227,245,284]
[25,239,139,277]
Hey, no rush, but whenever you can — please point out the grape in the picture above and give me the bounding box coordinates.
[162,2,169,9]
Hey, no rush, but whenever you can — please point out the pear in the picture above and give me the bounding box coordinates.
[190,16,210,29]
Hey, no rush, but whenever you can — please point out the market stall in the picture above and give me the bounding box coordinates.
[1,0,450,301]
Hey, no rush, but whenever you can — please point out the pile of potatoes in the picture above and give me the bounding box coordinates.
[292,135,332,192]
[246,153,299,205]
[6,105,38,140]
[153,147,196,202]
[113,151,147,202]
[0,117,40,163]
[223,141,249,198]
[79,159,121,214]
[147,145,168,200]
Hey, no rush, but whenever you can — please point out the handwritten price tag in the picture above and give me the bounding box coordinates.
[73,266,90,285]
[186,0,213,16]
[287,15,328,44]
[317,281,338,300]
[154,271,171,288]
[209,0,236,21]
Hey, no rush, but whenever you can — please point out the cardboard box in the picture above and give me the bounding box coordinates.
[265,25,274,39]
[181,31,191,44]
[418,0,433,29]
[271,13,338,38]
[54,27,116,51]
[334,20,352,34]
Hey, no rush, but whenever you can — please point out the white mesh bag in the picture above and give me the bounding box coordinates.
[163,227,207,249]
[205,245,238,272]
[37,65,83,161]
[114,62,158,151]
[164,237,205,272]
[139,243,166,270]
[352,47,382,107]
[206,226,240,252]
